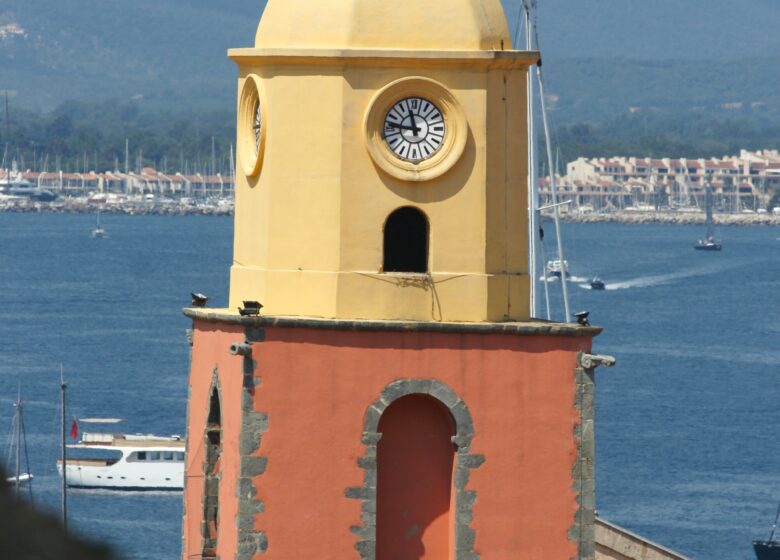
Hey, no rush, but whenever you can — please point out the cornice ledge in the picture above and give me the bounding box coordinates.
[228,47,539,68]
[183,308,602,338]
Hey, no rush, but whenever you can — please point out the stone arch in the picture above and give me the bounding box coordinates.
[201,371,223,559]
[347,379,485,560]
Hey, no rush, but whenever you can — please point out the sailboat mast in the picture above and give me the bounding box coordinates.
[705,184,714,239]
[537,73,571,321]
[768,501,780,543]
[522,0,538,317]
[4,92,9,144]
[14,390,21,499]
[60,368,68,532]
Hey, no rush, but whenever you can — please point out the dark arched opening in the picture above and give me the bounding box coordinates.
[202,385,222,559]
[383,207,429,273]
[376,394,455,559]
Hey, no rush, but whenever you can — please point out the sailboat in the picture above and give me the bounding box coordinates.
[753,502,780,560]
[91,210,106,238]
[5,389,34,492]
[694,184,721,251]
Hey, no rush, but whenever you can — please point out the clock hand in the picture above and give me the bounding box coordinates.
[386,123,421,133]
[407,104,421,136]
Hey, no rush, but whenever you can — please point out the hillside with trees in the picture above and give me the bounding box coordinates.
[1,0,779,172]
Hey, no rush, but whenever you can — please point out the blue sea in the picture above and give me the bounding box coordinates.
[0,212,777,559]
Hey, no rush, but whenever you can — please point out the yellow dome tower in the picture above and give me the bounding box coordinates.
[183,3,604,560]
[228,0,538,322]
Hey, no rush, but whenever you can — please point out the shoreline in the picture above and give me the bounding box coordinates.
[1,197,779,226]
[552,211,780,227]
[0,197,232,216]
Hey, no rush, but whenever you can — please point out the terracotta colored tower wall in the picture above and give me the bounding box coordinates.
[182,322,247,560]
[182,319,596,560]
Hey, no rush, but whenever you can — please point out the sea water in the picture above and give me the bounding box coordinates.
[0,213,777,559]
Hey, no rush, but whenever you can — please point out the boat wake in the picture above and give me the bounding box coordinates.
[539,275,589,283]
[576,262,742,291]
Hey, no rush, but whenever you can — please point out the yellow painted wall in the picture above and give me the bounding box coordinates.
[228,1,538,323]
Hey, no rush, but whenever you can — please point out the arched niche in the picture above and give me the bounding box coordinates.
[347,380,485,560]
[383,207,429,273]
[376,394,455,558]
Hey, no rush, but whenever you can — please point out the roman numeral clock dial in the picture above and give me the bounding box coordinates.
[383,98,446,162]
[364,77,466,182]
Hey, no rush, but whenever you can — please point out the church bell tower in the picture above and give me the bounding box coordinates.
[182,1,602,559]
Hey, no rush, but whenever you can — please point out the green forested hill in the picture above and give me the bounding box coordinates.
[1,0,778,172]
[545,57,780,122]
[0,0,259,110]
[2,0,779,114]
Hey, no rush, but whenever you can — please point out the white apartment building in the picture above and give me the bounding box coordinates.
[558,150,780,211]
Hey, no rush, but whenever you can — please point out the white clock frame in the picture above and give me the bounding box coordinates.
[364,77,467,182]
[238,75,267,178]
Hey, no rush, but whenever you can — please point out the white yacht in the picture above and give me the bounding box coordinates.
[57,432,185,490]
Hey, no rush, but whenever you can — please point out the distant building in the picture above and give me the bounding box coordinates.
[0,167,235,199]
[559,150,780,212]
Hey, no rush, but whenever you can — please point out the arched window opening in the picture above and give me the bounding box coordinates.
[202,385,222,560]
[207,388,221,432]
[376,394,455,559]
[383,207,429,273]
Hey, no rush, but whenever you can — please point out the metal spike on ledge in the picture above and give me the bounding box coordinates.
[191,292,209,307]
[238,301,263,317]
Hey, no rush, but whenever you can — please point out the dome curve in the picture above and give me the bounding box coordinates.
[254,0,511,51]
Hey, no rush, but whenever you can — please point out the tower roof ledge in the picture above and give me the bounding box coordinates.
[228,47,540,68]
[183,309,603,338]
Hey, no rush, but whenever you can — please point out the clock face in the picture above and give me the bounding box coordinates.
[252,99,262,157]
[383,97,446,163]
[239,76,265,177]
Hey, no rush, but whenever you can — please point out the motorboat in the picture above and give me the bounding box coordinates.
[545,259,570,279]
[694,237,722,251]
[590,277,606,290]
[57,432,185,490]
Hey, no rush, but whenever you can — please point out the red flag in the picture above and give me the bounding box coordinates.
[70,419,78,440]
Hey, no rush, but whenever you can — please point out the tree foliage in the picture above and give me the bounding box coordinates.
[0,99,235,174]
[1,97,779,176]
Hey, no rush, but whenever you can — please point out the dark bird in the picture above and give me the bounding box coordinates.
[573,311,590,326]
[238,300,263,316]
[191,292,209,307]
